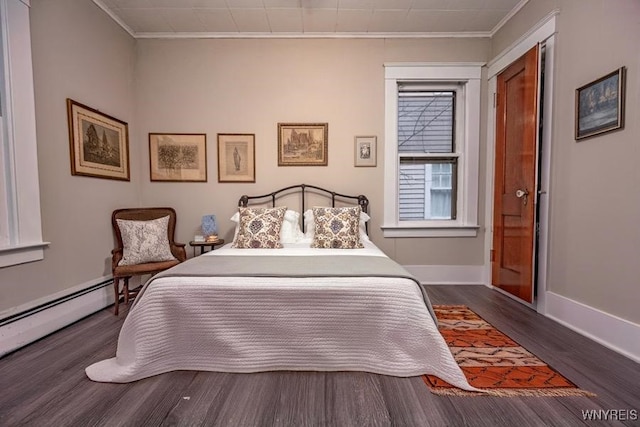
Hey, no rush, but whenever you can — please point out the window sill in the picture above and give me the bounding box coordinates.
[381,225,479,238]
[0,242,50,268]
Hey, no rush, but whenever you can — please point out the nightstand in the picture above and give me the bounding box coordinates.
[189,238,225,257]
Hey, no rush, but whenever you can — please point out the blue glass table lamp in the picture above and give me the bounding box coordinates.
[201,214,218,241]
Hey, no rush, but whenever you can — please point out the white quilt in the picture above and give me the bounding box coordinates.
[86,242,477,392]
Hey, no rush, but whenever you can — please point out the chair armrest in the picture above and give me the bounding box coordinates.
[170,243,187,262]
[111,248,124,271]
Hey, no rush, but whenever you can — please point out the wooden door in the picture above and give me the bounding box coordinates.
[492,46,539,303]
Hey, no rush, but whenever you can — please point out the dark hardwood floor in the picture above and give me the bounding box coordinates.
[1,285,638,426]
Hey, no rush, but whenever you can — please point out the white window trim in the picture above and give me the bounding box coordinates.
[382,63,482,238]
[0,0,48,267]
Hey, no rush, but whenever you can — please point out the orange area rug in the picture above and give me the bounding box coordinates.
[423,305,595,397]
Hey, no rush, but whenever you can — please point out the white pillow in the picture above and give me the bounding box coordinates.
[116,215,177,266]
[231,209,303,244]
[304,208,370,242]
[280,209,305,243]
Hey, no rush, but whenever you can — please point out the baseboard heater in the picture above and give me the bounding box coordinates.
[0,279,113,357]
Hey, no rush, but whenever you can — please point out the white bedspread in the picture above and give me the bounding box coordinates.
[86,243,476,392]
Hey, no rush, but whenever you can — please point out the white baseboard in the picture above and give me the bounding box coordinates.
[404,264,485,285]
[544,291,640,364]
[0,277,114,357]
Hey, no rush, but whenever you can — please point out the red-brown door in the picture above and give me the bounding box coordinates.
[492,46,539,303]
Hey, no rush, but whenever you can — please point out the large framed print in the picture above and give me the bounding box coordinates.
[67,98,130,181]
[217,133,256,183]
[575,67,626,140]
[149,133,207,182]
[278,123,328,166]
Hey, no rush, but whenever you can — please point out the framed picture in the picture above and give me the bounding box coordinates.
[354,136,377,167]
[278,123,328,166]
[575,67,626,140]
[149,133,207,182]
[66,98,130,181]
[217,133,256,183]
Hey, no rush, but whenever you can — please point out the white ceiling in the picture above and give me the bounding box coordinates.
[93,0,528,38]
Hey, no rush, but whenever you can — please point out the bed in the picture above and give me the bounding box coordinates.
[86,184,476,392]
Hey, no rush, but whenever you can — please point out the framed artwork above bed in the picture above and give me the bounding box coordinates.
[217,133,256,183]
[354,136,377,167]
[278,123,328,166]
[149,133,207,182]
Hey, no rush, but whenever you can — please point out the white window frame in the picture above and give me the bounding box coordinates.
[0,0,48,267]
[382,63,482,238]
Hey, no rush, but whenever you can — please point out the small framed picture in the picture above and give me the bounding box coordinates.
[354,136,377,167]
[149,133,207,182]
[66,98,130,181]
[217,133,256,183]
[278,123,328,166]
[575,67,626,140]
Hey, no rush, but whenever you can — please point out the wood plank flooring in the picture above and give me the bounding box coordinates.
[1,285,638,426]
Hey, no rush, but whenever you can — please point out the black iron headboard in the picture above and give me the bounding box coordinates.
[238,184,369,233]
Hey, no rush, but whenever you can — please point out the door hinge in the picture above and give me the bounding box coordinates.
[490,249,495,262]
[493,92,497,108]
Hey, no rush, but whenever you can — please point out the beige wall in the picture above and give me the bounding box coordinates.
[0,0,137,312]
[492,0,640,323]
[134,37,491,264]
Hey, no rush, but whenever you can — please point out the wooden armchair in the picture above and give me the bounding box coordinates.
[111,207,186,315]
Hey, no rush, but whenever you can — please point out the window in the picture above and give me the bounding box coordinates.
[398,88,457,221]
[383,64,481,237]
[0,0,47,267]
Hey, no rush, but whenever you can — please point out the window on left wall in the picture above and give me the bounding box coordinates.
[0,0,47,267]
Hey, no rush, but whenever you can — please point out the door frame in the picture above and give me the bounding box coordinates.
[484,13,557,314]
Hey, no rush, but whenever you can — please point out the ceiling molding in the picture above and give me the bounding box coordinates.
[489,0,530,37]
[133,31,493,40]
[92,0,136,38]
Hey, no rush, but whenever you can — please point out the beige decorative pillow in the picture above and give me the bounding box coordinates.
[304,208,370,241]
[310,206,364,249]
[231,209,303,244]
[232,207,287,249]
[117,215,176,266]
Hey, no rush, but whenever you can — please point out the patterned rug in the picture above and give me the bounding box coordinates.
[423,305,595,397]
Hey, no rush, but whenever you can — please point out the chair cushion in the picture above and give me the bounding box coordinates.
[114,259,181,277]
[116,215,177,266]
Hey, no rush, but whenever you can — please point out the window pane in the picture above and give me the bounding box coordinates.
[399,158,456,220]
[398,91,454,153]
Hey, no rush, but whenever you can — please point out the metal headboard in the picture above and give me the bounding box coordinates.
[238,184,369,233]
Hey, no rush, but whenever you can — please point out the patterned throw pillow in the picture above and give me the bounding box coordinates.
[231,209,303,244]
[304,208,370,241]
[116,215,177,266]
[310,206,364,249]
[232,207,287,248]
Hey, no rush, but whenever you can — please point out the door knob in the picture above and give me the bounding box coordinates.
[515,189,529,205]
